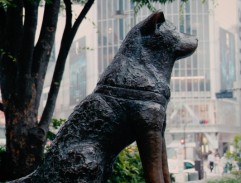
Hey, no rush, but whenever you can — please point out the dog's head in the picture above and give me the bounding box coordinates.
[141,10,197,60]
[123,10,198,61]
[98,11,198,90]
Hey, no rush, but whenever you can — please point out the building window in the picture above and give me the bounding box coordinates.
[69,37,87,105]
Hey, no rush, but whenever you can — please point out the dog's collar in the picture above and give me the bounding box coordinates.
[94,85,169,107]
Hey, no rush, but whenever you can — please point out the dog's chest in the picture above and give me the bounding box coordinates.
[98,62,171,101]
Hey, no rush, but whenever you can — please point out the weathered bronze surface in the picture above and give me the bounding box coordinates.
[10,11,197,183]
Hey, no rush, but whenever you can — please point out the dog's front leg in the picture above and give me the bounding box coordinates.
[161,136,171,183]
[136,130,166,183]
[134,105,171,183]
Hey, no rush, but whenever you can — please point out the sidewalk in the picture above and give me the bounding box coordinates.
[188,161,234,183]
[189,174,235,183]
[173,160,238,183]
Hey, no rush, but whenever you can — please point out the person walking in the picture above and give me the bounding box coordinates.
[208,151,215,172]
[214,154,221,173]
[221,155,228,174]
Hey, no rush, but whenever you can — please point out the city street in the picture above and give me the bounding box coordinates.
[188,160,236,183]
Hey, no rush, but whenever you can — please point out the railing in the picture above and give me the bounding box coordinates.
[166,124,241,133]
[0,125,5,136]
[0,125,6,145]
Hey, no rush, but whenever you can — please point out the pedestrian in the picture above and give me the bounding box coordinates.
[214,154,220,173]
[208,151,215,172]
[221,155,228,174]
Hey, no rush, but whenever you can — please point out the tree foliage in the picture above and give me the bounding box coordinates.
[132,0,189,12]
[108,145,145,183]
[226,134,241,170]
[47,118,65,141]
[208,176,241,183]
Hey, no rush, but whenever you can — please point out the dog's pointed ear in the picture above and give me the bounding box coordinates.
[140,10,165,35]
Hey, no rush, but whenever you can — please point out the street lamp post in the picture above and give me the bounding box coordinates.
[183,123,187,160]
[182,122,191,160]
[180,111,188,160]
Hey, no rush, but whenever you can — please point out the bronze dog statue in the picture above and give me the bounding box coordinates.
[10,11,197,183]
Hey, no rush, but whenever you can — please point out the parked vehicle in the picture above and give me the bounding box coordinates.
[183,160,195,172]
[168,159,195,174]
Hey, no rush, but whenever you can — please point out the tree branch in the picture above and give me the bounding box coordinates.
[0,103,4,112]
[1,1,23,101]
[32,0,60,112]
[64,0,72,30]
[39,0,95,130]
[19,0,39,73]
[0,3,6,48]
[15,0,39,107]
[72,0,95,39]
[0,4,6,83]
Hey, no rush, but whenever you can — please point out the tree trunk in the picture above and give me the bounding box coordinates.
[0,0,95,181]
[3,106,45,180]
[0,0,60,181]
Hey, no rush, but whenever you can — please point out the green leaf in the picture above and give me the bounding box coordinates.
[108,145,145,183]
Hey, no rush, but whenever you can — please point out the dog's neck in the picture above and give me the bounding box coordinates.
[140,48,175,84]
[97,31,176,99]
[94,84,170,107]
[97,54,172,99]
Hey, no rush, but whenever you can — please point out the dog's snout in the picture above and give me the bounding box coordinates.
[175,34,198,60]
